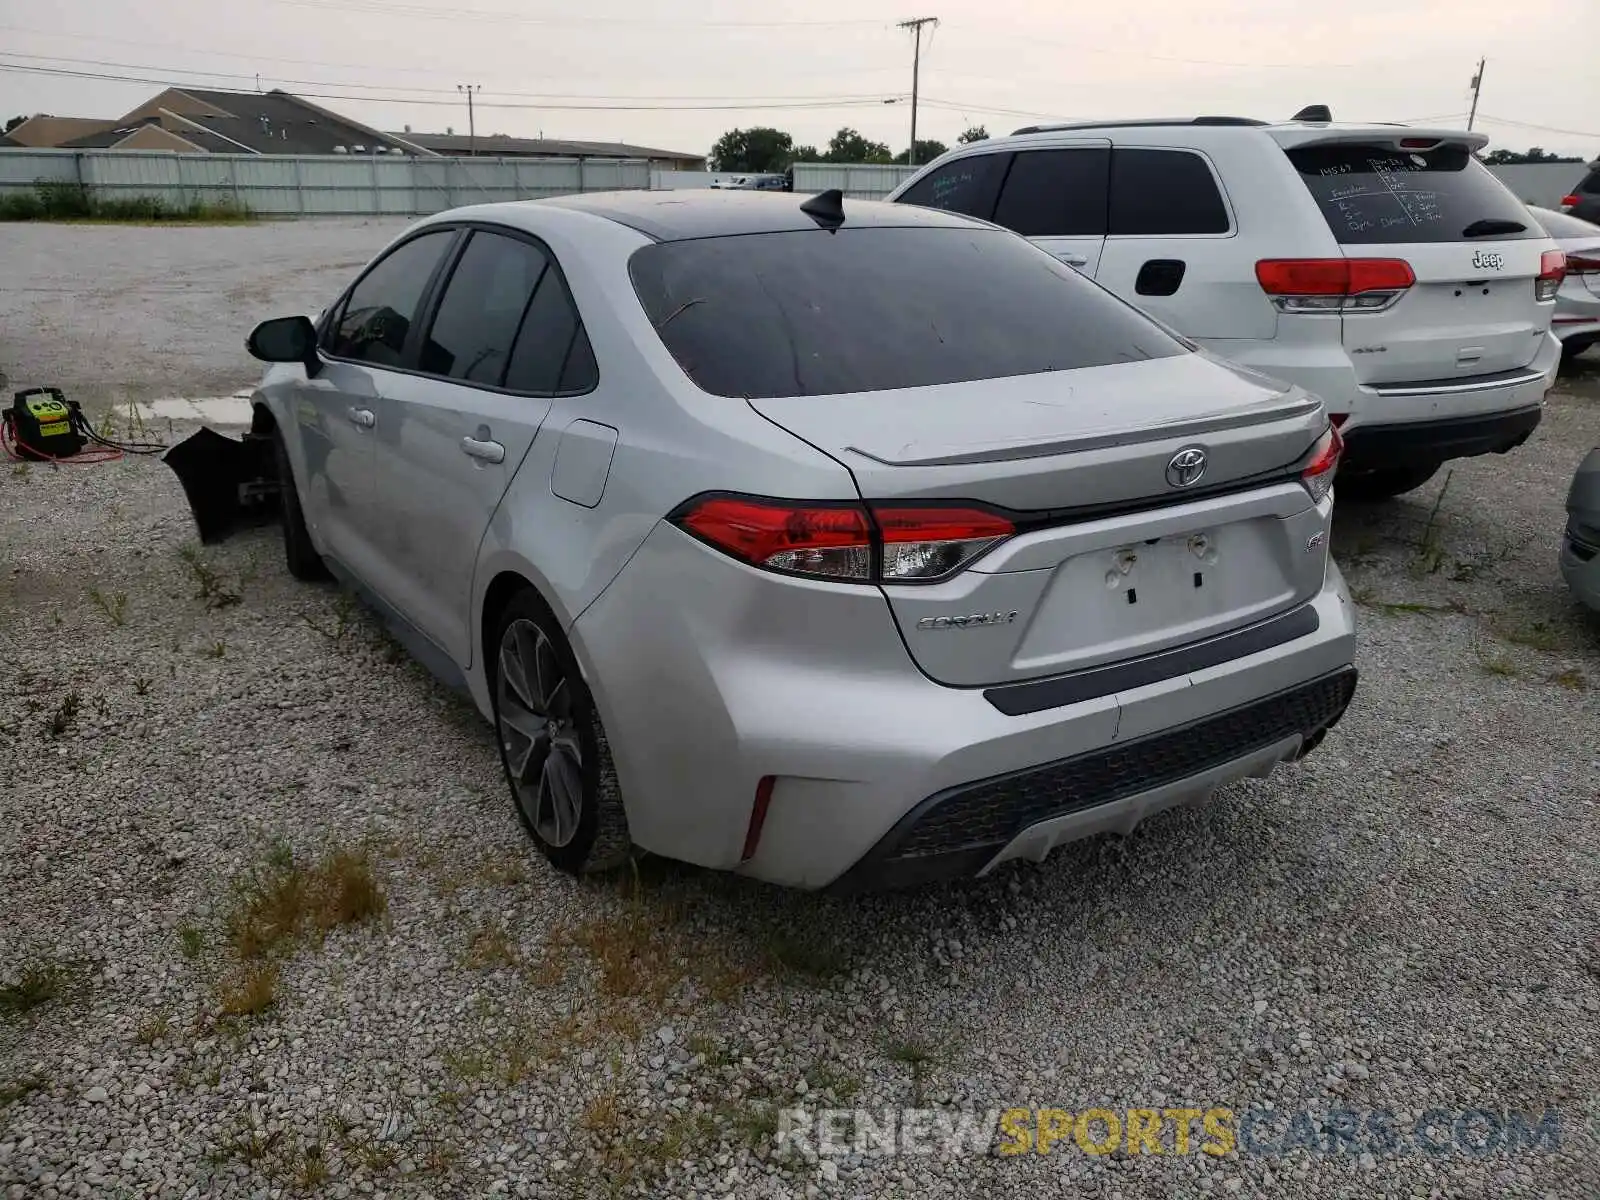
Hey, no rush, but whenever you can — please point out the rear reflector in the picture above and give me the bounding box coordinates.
[1537,249,1567,301]
[741,775,775,862]
[1256,258,1414,312]
[1301,424,1343,504]
[672,494,1014,584]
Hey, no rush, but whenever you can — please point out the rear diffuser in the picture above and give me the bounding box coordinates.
[163,426,279,543]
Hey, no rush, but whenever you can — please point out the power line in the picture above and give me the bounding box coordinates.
[268,0,892,29]
[1475,114,1600,140]
[0,60,902,111]
[0,50,897,102]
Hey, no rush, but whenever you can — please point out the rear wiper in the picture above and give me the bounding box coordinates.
[1462,218,1526,237]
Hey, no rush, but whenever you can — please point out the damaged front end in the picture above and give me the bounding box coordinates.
[163,419,281,544]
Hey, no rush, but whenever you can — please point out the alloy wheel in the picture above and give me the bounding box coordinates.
[496,618,584,848]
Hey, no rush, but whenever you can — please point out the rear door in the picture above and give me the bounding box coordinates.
[989,142,1111,274]
[1093,147,1272,339]
[1282,139,1553,384]
[367,227,593,664]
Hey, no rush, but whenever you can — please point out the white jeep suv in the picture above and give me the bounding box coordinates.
[888,111,1566,500]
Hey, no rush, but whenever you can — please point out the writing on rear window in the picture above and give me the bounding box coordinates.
[1285,143,1539,246]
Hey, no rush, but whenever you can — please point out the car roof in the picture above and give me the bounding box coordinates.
[529,188,988,241]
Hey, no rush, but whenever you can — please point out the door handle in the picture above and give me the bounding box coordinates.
[461,436,505,464]
[1056,253,1089,267]
[347,407,375,428]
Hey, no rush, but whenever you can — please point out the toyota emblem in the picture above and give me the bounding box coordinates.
[1165,446,1209,489]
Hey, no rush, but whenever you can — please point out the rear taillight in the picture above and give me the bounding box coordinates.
[672,494,1014,584]
[1560,194,1579,211]
[1566,254,1600,275]
[1255,258,1415,313]
[1301,424,1343,504]
[1536,249,1567,301]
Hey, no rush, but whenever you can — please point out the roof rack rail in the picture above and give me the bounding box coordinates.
[1010,116,1268,136]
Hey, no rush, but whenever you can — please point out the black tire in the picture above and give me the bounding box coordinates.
[490,589,631,875]
[271,428,329,581]
[1337,463,1441,503]
[1561,338,1595,363]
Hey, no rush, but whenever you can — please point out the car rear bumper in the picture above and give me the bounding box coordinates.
[1560,534,1600,612]
[1338,403,1544,471]
[575,523,1358,890]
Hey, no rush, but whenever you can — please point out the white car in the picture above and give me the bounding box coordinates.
[1527,205,1600,360]
[888,108,1567,501]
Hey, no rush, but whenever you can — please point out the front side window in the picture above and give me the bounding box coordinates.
[895,154,1007,220]
[326,230,455,366]
[419,231,549,385]
[630,226,1184,400]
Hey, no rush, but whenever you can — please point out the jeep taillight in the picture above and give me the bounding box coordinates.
[1536,249,1567,301]
[1301,424,1343,504]
[671,495,1014,584]
[1255,258,1415,313]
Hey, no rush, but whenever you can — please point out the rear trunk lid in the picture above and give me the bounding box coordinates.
[750,354,1333,686]
[1276,131,1556,385]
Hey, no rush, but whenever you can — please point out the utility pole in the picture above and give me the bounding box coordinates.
[898,17,938,166]
[457,84,481,155]
[1466,58,1485,131]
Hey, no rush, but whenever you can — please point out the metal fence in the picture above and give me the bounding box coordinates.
[0,148,650,215]
[791,160,1589,210]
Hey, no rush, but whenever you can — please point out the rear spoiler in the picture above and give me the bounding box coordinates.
[1267,127,1490,153]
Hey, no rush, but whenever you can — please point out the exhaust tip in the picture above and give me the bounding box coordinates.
[1292,728,1328,762]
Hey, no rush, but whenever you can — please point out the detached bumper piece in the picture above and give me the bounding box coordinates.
[163,427,279,543]
[830,667,1358,893]
[1340,405,1542,470]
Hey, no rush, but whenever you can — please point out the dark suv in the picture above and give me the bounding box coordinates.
[1565,166,1600,226]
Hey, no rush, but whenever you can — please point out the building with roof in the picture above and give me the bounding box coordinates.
[11,87,437,156]
[393,131,705,170]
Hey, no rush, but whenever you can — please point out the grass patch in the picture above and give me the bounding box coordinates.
[41,690,81,739]
[0,1075,45,1106]
[178,923,204,959]
[806,1060,862,1103]
[217,963,278,1017]
[1479,652,1520,678]
[1493,618,1564,652]
[88,587,127,627]
[462,920,520,970]
[135,1012,171,1045]
[0,961,65,1017]
[225,843,387,961]
[1548,668,1587,691]
[179,545,241,610]
[762,928,851,981]
[885,1034,945,1105]
[0,180,253,223]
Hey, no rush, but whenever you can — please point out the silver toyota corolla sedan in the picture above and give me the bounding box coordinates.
[194,190,1358,890]
[1528,205,1600,361]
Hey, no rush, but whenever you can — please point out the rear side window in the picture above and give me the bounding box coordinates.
[503,264,596,394]
[992,148,1110,237]
[1577,170,1600,196]
[1109,149,1230,235]
[419,231,548,385]
[1285,143,1542,244]
[629,227,1183,400]
[894,154,1006,219]
[327,230,455,366]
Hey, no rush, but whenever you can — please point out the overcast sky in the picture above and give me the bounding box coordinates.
[2,0,1595,160]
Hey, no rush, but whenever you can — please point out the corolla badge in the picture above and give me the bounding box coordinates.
[1471,250,1505,271]
[916,611,1019,631]
[1165,446,1209,489]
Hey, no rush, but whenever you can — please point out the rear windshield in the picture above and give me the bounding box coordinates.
[1285,143,1542,245]
[628,227,1184,399]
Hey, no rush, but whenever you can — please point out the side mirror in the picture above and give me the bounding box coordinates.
[247,315,322,378]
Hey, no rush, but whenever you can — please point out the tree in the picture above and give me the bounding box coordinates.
[1482,146,1582,165]
[791,144,820,165]
[4,114,26,134]
[894,139,948,165]
[957,125,989,144]
[822,127,893,164]
[709,127,795,173]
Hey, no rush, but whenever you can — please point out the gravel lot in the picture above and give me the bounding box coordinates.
[2,221,1598,1199]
